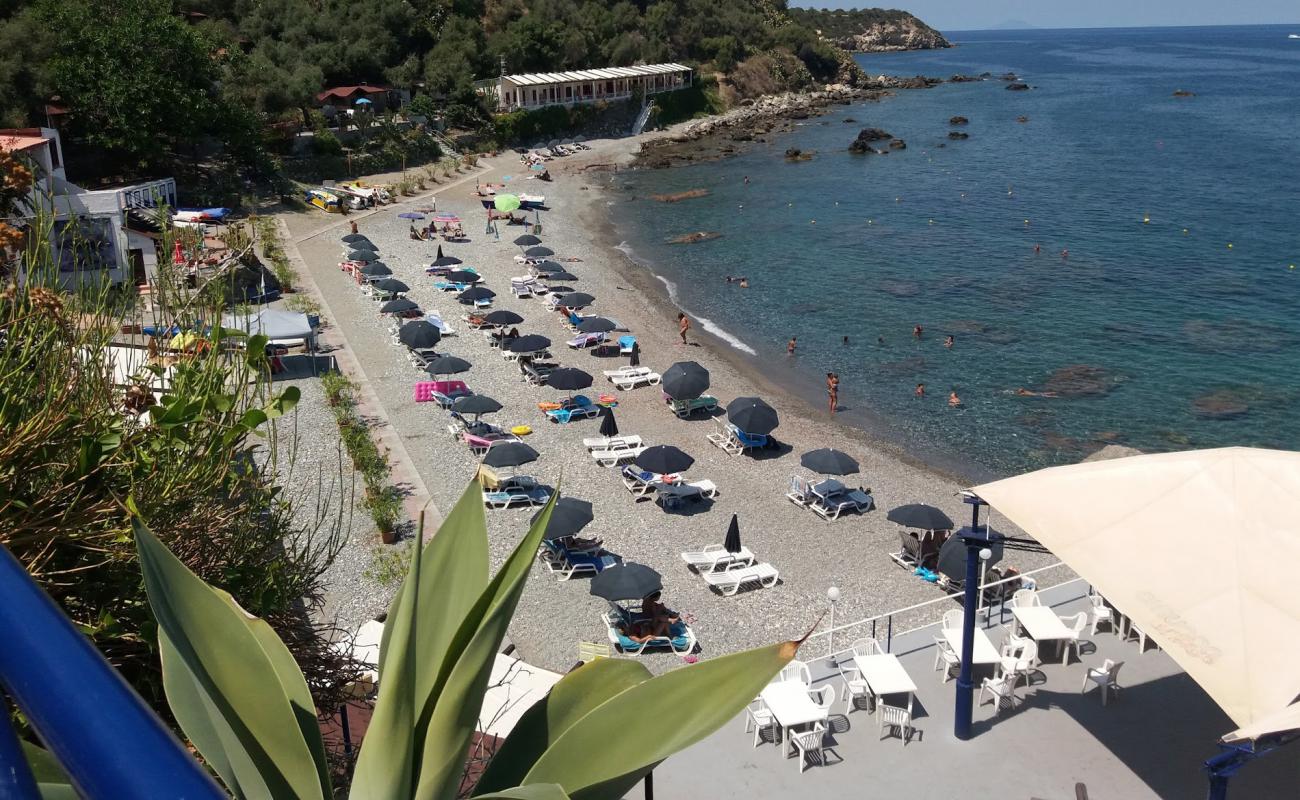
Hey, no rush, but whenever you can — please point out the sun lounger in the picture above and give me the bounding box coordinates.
[538,542,619,580]
[434,281,469,292]
[604,366,661,391]
[665,394,719,418]
[621,466,660,497]
[546,396,601,424]
[482,476,550,509]
[808,480,874,520]
[462,430,521,455]
[520,359,556,386]
[567,332,605,350]
[602,610,697,656]
[656,479,719,509]
[618,335,636,355]
[590,442,647,467]
[703,562,780,596]
[707,420,744,456]
[583,434,643,451]
[510,277,535,298]
[414,380,471,407]
[681,544,756,573]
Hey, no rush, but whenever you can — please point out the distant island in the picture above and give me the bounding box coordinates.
[788,7,952,52]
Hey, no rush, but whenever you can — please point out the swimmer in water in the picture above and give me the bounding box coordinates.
[1034,243,1041,254]
[787,336,797,355]
[743,176,750,184]
[1014,387,1060,398]
[944,335,954,349]
[843,335,850,345]
[1061,249,1070,260]
[949,391,962,407]
[739,277,749,288]
[913,325,923,339]
[915,383,926,397]
[878,336,885,345]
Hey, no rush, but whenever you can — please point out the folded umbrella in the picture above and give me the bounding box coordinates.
[482,441,539,468]
[599,406,618,437]
[453,394,503,416]
[437,245,444,259]
[724,514,743,554]
[524,246,554,258]
[380,298,419,314]
[424,355,471,375]
[359,262,392,276]
[546,367,593,392]
[560,292,595,308]
[662,361,710,400]
[507,334,551,354]
[482,310,523,326]
[514,234,542,246]
[726,397,779,436]
[589,563,662,602]
[531,497,594,541]
[457,285,496,303]
[398,320,440,350]
[887,504,955,531]
[576,317,617,334]
[634,445,694,475]
[373,278,410,294]
[431,256,463,267]
[800,448,859,476]
[444,270,480,284]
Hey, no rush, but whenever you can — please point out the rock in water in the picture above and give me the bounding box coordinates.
[1191,389,1249,419]
[1006,82,1031,91]
[850,127,893,153]
[949,115,969,125]
[1172,89,1196,97]
[667,231,722,245]
[888,139,907,150]
[948,131,969,140]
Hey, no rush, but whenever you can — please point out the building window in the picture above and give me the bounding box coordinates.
[53,217,118,273]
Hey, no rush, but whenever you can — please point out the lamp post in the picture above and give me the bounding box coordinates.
[954,492,992,741]
[827,586,841,658]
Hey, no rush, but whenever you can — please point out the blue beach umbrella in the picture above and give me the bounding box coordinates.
[398,212,425,220]
[354,98,373,106]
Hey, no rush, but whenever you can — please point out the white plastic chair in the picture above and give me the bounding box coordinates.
[808,684,835,718]
[850,637,882,657]
[933,635,959,683]
[1011,588,1041,608]
[878,702,915,745]
[1087,593,1114,635]
[999,639,1038,674]
[839,665,871,713]
[778,660,812,686]
[1081,659,1124,705]
[1125,620,1157,652]
[744,698,776,747]
[1061,612,1088,664]
[979,668,1021,715]
[942,609,964,631]
[790,722,827,773]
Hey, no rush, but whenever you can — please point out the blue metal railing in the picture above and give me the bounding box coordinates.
[0,545,224,798]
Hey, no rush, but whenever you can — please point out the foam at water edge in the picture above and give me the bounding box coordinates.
[697,316,759,356]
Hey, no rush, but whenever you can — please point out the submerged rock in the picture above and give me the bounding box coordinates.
[666,231,722,245]
[1082,444,1144,462]
[1172,89,1196,97]
[948,131,969,140]
[1006,82,1031,91]
[784,147,814,161]
[1183,319,1297,353]
[1191,389,1249,419]
[651,188,710,203]
[878,280,921,297]
[888,138,907,150]
[949,115,969,125]
[1016,115,1030,123]
[1039,364,1124,397]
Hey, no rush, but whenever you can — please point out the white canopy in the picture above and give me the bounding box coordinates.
[972,447,1300,743]
[221,309,314,343]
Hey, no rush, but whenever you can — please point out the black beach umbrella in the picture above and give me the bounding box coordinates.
[546,367,593,392]
[590,563,662,602]
[398,320,440,349]
[662,361,710,400]
[360,261,392,277]
[457,285,497,303]
[524,246,554,258]
[507,334,551,354]
[531,497,595,541]
[548,286,575,295]
[482,441,539,469]
[724,514,743,554]
[800,448,859,476]
[514,234,543,246]
[483,309,524,326]
[346,250,378,263]
[634,445,694,475]
[380,297,419,314]
[561,292,595,308]
[348,241,380,253]
[936,531,1004,582]
[373,278,410,294]
[599,406,619,437]
[342,233,370,244]
[887,504,955,531]
[431,255,463,267]
[726,397,779,436]
[453,394,503,416]
[576,317,617,334]
[444,270,480,284]
[532,260,563,274]
[424,355,471,375]
[546,270,579,282]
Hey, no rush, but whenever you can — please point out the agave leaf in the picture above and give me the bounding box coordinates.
[476,785,570,800]
[411,489,559,800]
[134,518,329,800]
[473,659,652,795]
[349,511,428,800]
[377,480,488,692]
[20,742,77,800]
[521,641,798,797]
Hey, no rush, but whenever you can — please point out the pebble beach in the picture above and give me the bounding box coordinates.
[282,139,1062,674]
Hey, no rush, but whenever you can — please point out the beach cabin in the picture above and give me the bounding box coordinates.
[481,63,692,112]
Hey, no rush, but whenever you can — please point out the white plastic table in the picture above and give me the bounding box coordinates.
[941,626,1001,665]
[759,681,827,757]
[852,654,918,713]
[1012,606,1076,663]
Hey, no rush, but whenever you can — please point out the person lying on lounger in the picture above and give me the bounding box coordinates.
[620,620,663,644]
[641,591,679,637]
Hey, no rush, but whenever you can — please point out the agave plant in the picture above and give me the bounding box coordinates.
[132,480,798,799]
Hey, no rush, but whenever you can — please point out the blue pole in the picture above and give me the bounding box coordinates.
[0,546,225,799]
[954,497,986,741]
[0,710,40,799]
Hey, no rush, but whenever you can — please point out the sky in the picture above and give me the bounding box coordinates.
[797,1,1300,32]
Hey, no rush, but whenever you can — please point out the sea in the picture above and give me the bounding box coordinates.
[607,25,1300,481]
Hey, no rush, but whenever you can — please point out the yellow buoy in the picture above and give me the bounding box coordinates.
[1228,243,1233,249]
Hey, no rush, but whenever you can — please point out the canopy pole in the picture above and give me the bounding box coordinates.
[954,493,987,741]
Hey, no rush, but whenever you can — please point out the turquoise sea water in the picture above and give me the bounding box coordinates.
[608,25,1300,479]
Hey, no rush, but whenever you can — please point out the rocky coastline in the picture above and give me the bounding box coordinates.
[830,19,952,53]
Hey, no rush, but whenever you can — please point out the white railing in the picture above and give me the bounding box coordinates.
[810,562,1082,658]
[118,179,176,211]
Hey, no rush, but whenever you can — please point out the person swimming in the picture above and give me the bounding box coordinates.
[948,390,962,407]
[1034,243,1041,254]
[915,383,926,397]
[944,335,955,349]
[787,337,797,355]
[1014,387,1060,398]
[913,325,924,339]
[738,277,749,288]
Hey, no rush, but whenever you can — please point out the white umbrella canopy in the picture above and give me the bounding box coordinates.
[971,446,1300,741]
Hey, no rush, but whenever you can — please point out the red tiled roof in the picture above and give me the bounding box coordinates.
[316,85,389,102]
[0,129,52,154]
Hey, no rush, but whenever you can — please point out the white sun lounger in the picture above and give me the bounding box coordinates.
[604,366,661,391]
[591,443,647,467]
[582,434,643,451]
[703,563,780,596]
[681,544,756,573]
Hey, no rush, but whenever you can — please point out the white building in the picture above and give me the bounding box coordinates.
[481,63,692,112]
[2,127,175,290]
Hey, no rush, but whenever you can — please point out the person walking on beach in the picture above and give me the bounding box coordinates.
[827,372,839,414]
[350,221,358,235]
[628,339,641,367]
[949,390,962,407]
[915,383,926,397]
[677,312,691,345]
[787,337,797,355]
